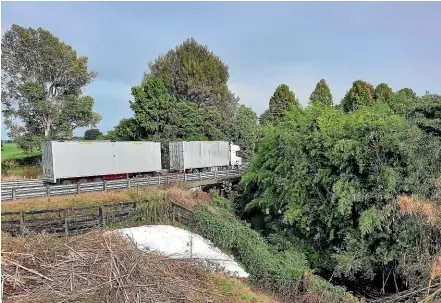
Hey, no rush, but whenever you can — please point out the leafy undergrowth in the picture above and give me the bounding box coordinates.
[1,230,280,303]
[190,194,359,303]
[1,186,212,213]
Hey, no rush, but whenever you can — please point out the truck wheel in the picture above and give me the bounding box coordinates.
[61,180,71,185]
[78,178,88,184]
[93,177,103,183]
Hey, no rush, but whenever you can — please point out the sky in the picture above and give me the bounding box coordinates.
[1,1,441,139]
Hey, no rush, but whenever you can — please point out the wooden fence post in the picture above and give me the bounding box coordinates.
[46,185,51,197]
[128,178,131,189]
[167,175,169,185]
[77,183,81,194]
[226,170,230,178]
[199,172,202,180]
[12,189,16,201]
[103,180,107,191]
[214,170,217,179]
[19,212,25,235]
[64,209,69,236]
[98,206,105,226]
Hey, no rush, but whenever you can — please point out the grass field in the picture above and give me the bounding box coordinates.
[1,143,42,178]
[1,143,40,162]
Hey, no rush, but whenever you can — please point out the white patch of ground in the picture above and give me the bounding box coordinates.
[117,225,249,278]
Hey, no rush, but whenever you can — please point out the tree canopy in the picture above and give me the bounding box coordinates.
[226,105,259,161]
[373,83,393,104]
[1,24,101,152]
[268,84,299,123]
[143,37,239,119]
[340,80,375,113]
[84,128,103,140]
[309,79,333,106]
[241,102,441,294]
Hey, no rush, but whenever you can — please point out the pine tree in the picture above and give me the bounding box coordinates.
[269,84,300,122]
[340,80,375,113]
[309,79,333,106]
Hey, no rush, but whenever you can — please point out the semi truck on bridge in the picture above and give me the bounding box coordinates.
[42,140,242,184]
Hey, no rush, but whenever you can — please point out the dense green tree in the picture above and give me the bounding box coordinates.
[106,118,143,141]
[340,80,375,113]
[1,24,101,152]
[269,84,299,123]
[259,110,273,126]
[241,103,441,294]
[130,77,206,141]
[309,79,333,106]
[198,106,226,140]
[143,38,239,118]
[226,105,259,161]
[397,88,417,100]
[407,92,441,139]
[374,83,393,104]
[84,128,103,140]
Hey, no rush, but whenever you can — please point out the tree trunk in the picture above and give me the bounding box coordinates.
[45,118,52,137]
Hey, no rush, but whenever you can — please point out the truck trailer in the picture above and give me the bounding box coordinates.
[169,141,242,173]
[42,141,162,184]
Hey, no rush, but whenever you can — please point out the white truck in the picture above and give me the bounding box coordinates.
[169,141,242,173]
[42,140,162,184]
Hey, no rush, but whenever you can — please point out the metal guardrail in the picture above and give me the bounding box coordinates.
[1,179,45,189]
[1,168,244,202]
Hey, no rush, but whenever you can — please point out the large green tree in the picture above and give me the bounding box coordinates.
[373,83,393,104]
[241,103,441,294]
[309,79,333,106]
[259,110,273,126]
[340,80,375,113]
[226,105,259,161]
[407,92,441,139]
[1,24,101,152]
[130,77,206,141]
[84,128,103,140]
[143,38,239,119]
[269,84,299,123]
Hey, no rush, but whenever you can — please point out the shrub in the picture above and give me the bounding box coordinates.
[190,205,356,302]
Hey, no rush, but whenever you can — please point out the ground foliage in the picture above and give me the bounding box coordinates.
[190,194,357,303]
[240,102,441,295]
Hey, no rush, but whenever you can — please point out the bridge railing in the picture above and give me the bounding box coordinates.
[1,168,245,202]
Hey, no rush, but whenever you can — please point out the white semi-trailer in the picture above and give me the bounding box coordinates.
[169,141,242,173]
[42,141,162,184]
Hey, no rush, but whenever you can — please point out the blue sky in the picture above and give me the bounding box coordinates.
[2,1,441,138]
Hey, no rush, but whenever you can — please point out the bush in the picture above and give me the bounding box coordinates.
[241,103,441,294]
[190,205,355,302]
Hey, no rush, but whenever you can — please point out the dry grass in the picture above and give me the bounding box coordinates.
[209,274,278,303]
[398,195,441,224]
[1,230,278,303]
[431,256,441,281]
[1,186,213,213]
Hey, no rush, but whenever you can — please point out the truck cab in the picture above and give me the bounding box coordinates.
[229,143,242,168]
